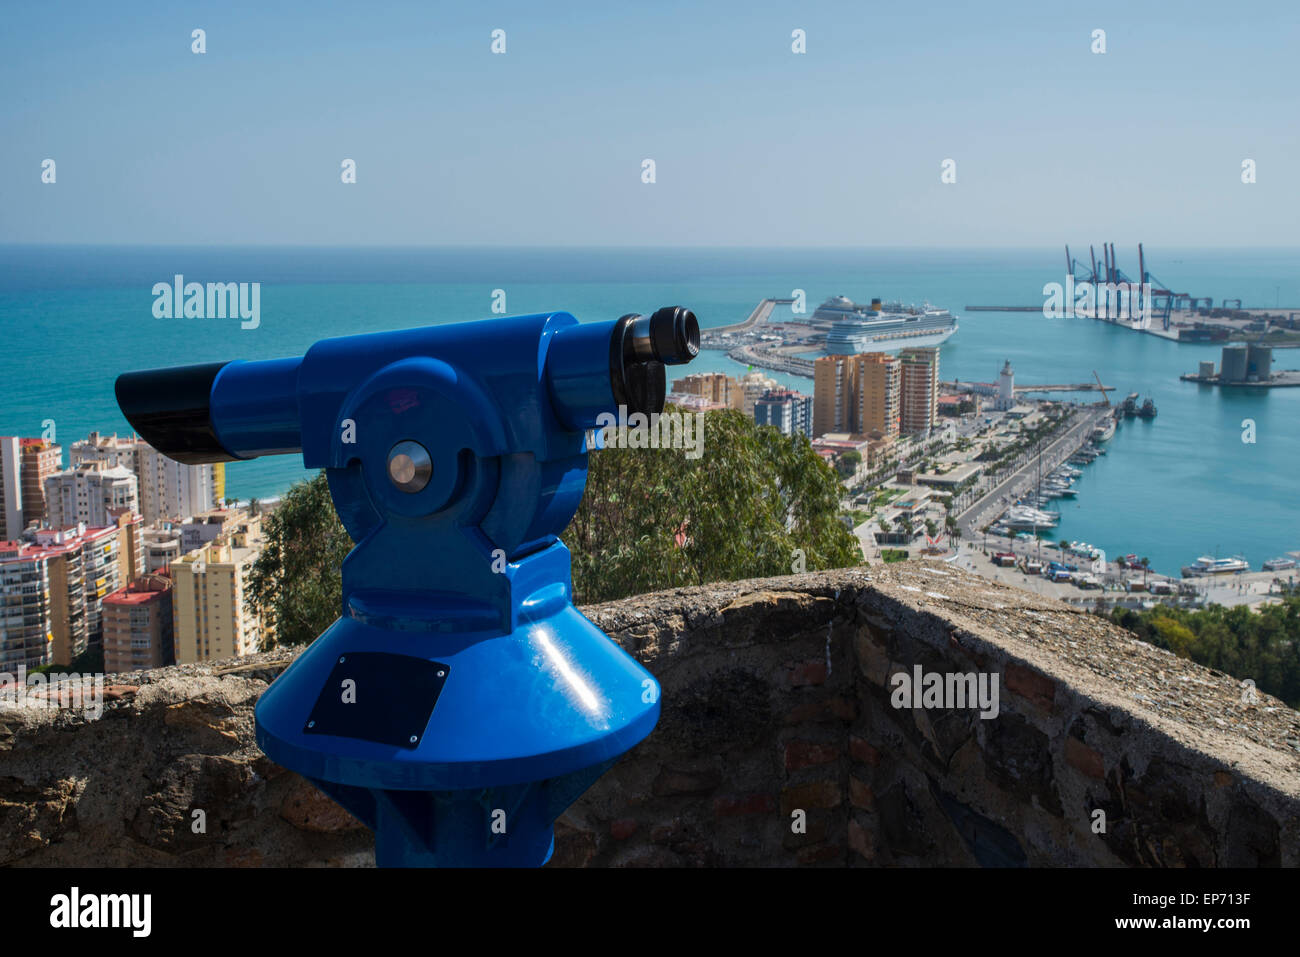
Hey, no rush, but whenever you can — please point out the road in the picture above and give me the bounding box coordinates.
[956,406,1112,539]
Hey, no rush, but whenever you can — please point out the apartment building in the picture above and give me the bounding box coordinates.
[854,353,902,438]
[0,513,143,667]
[0,437,22,541]
[0,436,64,537]
[170,517,270,664]
[45,462,138,529]
[899,347,941,437]
[21,439,62,530]
[179,507,247,553]
[737,371,779,417]
[72,432,219,524]
[142,526,184,574]
[673,372,742,411]
[102,572,175,672]
[814,353,901,438]
[753,389,815,437]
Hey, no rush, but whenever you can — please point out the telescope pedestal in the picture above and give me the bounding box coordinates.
[254,543,659,868]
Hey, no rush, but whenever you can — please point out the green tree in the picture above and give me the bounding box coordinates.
[569,410,860,604]
[834,449,862,479]
[247,472,352,649]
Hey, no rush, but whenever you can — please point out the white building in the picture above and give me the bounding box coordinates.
[0,437,22,541]
[72,433,217,524]
[44,463,139,529]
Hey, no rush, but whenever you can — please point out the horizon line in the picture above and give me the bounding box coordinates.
[3,242,1300,252]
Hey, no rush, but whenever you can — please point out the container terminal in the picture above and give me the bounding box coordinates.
[966,244,1300,347]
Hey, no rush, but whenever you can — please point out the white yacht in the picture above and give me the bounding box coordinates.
[1180,555,1250,578]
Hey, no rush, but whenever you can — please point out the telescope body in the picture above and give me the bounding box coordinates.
[116,307,698,866]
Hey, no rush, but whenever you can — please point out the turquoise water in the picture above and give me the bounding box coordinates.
[1,245,1297,576]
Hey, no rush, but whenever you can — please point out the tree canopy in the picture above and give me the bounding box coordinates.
[246,471,352,649]
[570,409,860,604]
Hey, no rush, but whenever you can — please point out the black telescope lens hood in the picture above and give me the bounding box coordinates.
[114,361,239,464]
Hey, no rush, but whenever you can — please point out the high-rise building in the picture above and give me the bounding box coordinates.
[813,356,850,436]
[21,439,63,530]
[102,572,175,672]
[814,353,900,438]
[899,347,941,437]
[72,433,217,524]
[45,462,139,529]
[0,538,52,671]
[753,389,815,437]
[0,437,22,541]
[0,514,142,667]
[171,517,271,664]
[854,353,902,438]
[0,437,64,532]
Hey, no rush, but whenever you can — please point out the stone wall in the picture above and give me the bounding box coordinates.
[2,565,1297,867]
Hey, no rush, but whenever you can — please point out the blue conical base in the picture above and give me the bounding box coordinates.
[255,586,658,866]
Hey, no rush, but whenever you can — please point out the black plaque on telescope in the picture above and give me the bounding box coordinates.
[304,652,449,750]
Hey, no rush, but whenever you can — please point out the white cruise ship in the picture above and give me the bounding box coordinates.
[814,296,958,354]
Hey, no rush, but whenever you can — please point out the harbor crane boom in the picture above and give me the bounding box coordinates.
[1092,371,1112,405]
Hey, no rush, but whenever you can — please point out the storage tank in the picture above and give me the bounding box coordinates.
[1247,344,1273,381]
[1220,343,1249,382]
[1198,360,1216,379]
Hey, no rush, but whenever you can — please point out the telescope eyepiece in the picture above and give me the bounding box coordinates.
[626,307,699,365]
[653,306,700,364]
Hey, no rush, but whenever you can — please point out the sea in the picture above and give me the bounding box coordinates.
[2,244,1297,578]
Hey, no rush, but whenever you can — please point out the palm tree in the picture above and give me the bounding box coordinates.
[1140,556,1150,586]
[1059,539,1070,562]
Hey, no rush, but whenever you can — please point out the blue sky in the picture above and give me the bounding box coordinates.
[2,0,1297,246]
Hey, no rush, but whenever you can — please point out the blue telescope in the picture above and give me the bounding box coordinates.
[115,306,699,866]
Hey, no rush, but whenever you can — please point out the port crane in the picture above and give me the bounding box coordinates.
[1092,371,1112,406]
[1065,243,1198,331]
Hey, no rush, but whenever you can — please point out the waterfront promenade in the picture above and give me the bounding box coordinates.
[956,405,1112,539]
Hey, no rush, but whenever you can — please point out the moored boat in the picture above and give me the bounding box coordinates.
[1180,555,1249,577]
